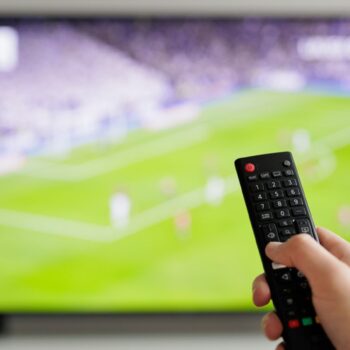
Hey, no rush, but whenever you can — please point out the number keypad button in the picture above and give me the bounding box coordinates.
[270,190,284,199]
[273,199,287,208]
[250,183,264,192]
[267,180,281,189]
[283,179,298,187]
[290,198,303,207]
[276,209,291,218]
[255,202,270,211]
[286,188,300,197]
[253,192,267,201]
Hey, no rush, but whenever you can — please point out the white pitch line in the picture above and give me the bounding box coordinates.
[297,125,350,181]
[19,126,208,182]
[0,208,115,242]
[312,125,350,151]
[0,178,239,243]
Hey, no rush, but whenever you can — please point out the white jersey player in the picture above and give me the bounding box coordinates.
[110,191,131,229]
[292,129,311,154]
[205,175,226,206]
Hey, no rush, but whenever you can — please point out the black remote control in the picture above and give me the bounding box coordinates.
[235,152,334,350]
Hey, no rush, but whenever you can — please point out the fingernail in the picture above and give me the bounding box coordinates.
[265,241,282,256]
[261,314,269,330]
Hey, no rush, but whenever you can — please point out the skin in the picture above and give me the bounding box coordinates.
[252,227,350,350]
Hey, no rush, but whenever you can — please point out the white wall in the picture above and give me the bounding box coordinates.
[0,0,350,16]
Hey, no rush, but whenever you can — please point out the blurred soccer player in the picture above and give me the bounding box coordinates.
[159,176,177,198]
[292,129,311,153]
[174,210,192,240]
[205,175,226,206]
[109,189,132,229]
[338,206,350,228]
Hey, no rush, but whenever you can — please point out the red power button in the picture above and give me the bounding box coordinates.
[244,163,255,173]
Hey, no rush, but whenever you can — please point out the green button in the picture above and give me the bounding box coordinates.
[302,317,313,326]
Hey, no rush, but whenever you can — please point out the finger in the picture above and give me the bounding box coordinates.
[265,234,347,294]
[276,342,285,350]
[317,226,350,265]
[252,274,271,307]
[262,312,283,341]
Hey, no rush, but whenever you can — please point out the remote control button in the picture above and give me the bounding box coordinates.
[276,209,290,218]
[275,269,292,283]
[262,224,278,242]
[272,170,282,178]
[296,219,312,233]
[253,193,267,201]
[283,160,291,167]
[245,163,255,173]
[255,202,270,211]
[250,183,265,192]
[284,169,294,176]
[286,188,300,197]
[290,198,304,206]
[273,199,287,208]
[288,319,300,329]
[301,317,313,326]
[299,281,310,291]
[280,227,296,236]
[286,309,297,318]
[265,231,278,242]
[281,286,293,295]
[270,190,284,199]
[259,212,274,221]
[292,207,307,216]
[285,297,295,307]
[260,172,270,179]
[296,270,304,279]
[247,175,258,181]
[267,180,281,189]
[283,179,298,187]
[279,219,294,227]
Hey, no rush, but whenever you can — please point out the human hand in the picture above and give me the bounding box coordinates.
[252,227,350,350]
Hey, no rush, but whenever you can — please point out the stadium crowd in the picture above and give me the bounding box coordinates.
[2,19,350,159]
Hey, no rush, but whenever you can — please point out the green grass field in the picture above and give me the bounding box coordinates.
[0,89,349,312]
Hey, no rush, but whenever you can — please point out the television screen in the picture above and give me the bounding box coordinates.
[0,18,349,313]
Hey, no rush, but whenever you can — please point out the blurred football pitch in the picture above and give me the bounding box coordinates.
[0,89,349,312]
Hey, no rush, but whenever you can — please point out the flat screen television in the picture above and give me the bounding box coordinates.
[0,17,349,313]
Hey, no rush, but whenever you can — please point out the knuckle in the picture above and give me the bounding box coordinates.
[288,234,312,248]
[287,234,313,258]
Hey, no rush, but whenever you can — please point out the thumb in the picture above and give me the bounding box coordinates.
[266,234,347,295]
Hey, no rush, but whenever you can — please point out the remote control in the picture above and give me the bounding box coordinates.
[235,152,334,350]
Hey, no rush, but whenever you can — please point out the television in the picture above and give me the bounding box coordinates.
[0,17,349,313]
